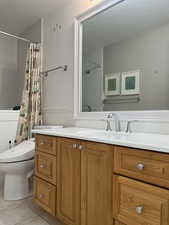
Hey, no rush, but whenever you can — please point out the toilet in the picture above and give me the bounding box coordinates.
[0,139,35,200]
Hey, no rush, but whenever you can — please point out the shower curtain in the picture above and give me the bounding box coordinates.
[16,43,43,143]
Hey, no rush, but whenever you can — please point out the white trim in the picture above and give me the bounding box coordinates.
[74,0,125,119]
[0,110,19,113]
[75,111,169,121]
[40,17,44,73]
[76,0,125,22]
[43,107,73,114]
[74,0,169,122]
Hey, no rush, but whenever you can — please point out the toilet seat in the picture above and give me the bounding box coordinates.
[0,157,34,164]
[0,140,35,163]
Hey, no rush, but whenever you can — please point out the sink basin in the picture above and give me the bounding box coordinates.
[76,129,126,137]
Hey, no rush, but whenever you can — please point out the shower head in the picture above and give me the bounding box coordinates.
[86,70,91,74]
[85,63,101,74]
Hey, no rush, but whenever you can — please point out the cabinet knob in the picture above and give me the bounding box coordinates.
[40,164,45,168]
[39,193,44,199]
[72,144,77,149]
[78,145,84,150]
[136,163,144,171]
[135,206,144,215]
[40,141,44,145]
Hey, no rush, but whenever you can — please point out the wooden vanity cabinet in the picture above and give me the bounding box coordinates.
[35,151,57,185]
[114,221,125,225]
[57,138,113,225]
[36,134,57,155]
[34,134,169,225]
[34,135,113,225]
[81,141,113,225]
[113,175,169,225]
[114,146,169,189]
[57,138,81,225]
[34,176,56,216]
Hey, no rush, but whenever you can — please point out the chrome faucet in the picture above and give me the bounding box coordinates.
[106,113,121,132]
[126,120,139,133]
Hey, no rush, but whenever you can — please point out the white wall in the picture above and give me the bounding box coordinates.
[21,19,42,43]
[104,23,169,111]
[0,19,42,111]
[43,1,103,126]
[0,36,19,109]
[42,1,169,135]
[82,48,103,112]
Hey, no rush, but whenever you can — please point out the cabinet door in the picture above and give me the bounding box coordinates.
[57,138,81,225]
[81,141,113,225]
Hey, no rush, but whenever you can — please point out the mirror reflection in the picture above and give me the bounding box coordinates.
[82,0,169,112]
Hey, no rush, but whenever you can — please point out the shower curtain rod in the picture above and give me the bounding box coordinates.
[0,30,31,43]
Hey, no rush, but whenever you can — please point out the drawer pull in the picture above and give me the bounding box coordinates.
[73,144,77,149]
[39,193,45,199]
[40,163,46,168]
[136,206,144,215]
[40,141,44,145]
[78,145,84,151]
[136,163,144,171]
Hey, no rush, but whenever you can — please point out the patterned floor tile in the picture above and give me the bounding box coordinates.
[0,192,63,225]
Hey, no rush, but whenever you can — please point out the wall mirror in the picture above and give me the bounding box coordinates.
[75,0,169,118]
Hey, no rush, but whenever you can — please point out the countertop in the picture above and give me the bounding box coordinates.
[32,127,169,154]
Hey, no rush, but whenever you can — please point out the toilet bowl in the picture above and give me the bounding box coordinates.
[0,139,35,200]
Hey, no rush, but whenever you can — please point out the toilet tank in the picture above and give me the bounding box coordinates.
[0,110,19,152]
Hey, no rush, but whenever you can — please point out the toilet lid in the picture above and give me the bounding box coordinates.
[0,140,35,163]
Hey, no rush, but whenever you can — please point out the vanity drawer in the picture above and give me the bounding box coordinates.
[34,177,56,216]
[114,146,169,188]
[36,135,57,156]
[113,176,169,225]
[35,152,57,185]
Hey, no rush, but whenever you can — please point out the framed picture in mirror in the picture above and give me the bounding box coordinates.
[105,73,120,96]
[121,70,140,95]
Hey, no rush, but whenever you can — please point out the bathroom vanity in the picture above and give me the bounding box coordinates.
[33,128,169,225]
[33,0,169,224]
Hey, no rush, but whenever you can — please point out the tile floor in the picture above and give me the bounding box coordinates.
[0,191,63,225]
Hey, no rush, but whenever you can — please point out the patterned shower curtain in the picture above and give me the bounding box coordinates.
[16,43,43,143]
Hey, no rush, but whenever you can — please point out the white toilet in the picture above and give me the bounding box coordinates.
[0,139,35,200]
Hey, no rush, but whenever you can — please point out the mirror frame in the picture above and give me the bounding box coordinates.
[74,0,169,121]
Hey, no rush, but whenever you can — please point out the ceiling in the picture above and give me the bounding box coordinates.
[0,0,69,34]
[83,0,169,54]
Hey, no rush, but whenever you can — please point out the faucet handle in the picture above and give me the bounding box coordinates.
[107,113,113,119]
[126,120,139,133]
[126,121,132,133]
